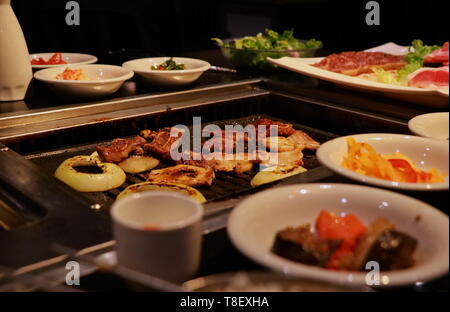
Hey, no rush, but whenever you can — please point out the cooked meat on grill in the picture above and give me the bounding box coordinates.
[272,224,341,266]
[96,136,146,163]
[264,136,297,152]
[203,129,248,153]
[140,129,157,140]
[143,127,184,161]
[256,148,304,168]
[249,118,296,137]
[180,152,254,173]
[146,164,215,187]
[288,130,320,150]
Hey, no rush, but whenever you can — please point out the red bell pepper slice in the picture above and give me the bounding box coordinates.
[388,158,417,182]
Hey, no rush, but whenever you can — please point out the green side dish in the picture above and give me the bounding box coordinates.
[212,29,322,70]
[151,57,186,70]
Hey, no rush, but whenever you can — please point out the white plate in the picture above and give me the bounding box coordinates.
[30,53,97,69]
[408,112,449,141]
[266,56,449,107]
[227,183,449,287]
[364,42,409,55]
[316,133,449,191]
[122,57,210,88]
[34,64,133,98]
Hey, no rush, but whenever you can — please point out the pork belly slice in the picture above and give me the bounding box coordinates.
[180,152,254,173]
[424,42,449,64]
[408,66,449,88]
[288,130,320,150]
[249,118,296,137]
[96,136,146,163]
[147,164,215,187]
[203,129,248,153]
[143,127,184,161]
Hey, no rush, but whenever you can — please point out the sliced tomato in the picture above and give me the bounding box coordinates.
[316,210,367,249]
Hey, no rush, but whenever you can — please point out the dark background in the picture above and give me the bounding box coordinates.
[12,0,449,58]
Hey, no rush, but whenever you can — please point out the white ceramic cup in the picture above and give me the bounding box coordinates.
[111,191,203,283]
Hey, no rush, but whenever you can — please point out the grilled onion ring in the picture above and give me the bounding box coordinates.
[55,155,126,192]
[250,165,307,187]
[91,152,159,174]
[117,182,206,203]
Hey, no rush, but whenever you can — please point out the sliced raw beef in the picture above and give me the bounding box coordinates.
[408,66,449,88]
[424,42,449,64]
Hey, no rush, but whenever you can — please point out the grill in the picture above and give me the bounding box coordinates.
[0,81,412,271]
[24,114,337,212]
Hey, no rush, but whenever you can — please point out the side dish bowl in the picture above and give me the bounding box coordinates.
[34,64,133,98]
[219,39,322,70]
[122,57,210,88]
[227,183,449,287]
[30,52,97,69]
[316,133,449,191]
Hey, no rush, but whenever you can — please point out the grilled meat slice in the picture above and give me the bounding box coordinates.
[288,130,320,150]
[143,127,184,161]
[203,129,248,153]
[249,118,296,137]
[96,136,146,163]
[256,148,304,168]
[147,164,215,187]
[272,224,341,266]
[180,152,254,173]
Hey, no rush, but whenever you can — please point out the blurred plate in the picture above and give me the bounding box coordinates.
[30,53,97,69]
[408,112,449,141]
[183,271,369,292]
[227,183,449,287]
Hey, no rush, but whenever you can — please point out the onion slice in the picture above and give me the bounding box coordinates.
[250,165,307,187]
[117,182,207,203]
[118,155,160,174]
[54,155,126,192]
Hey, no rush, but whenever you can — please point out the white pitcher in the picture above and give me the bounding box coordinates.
[0,0,32,101]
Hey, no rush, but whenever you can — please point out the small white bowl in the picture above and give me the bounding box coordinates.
[317,133,449,191]
[34,64,134,98]
[408,112,449,141]
[30,52,97,69]
[227,183,449,287]
[122,57,210,87]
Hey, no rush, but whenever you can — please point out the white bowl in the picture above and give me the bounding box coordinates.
[227,183,449,287]
[122,57,210,87]
[30,52,97,69]
[34,64,134,98]
[317,133,449,191]
[408,112,449,141]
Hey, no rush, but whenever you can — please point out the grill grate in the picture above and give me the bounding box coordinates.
[24,114,337,213]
